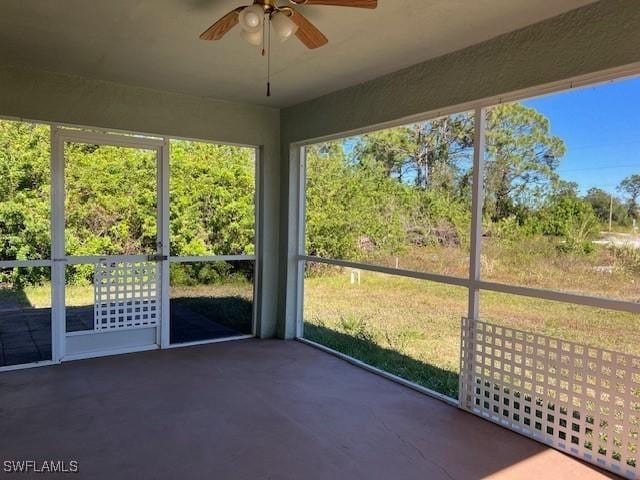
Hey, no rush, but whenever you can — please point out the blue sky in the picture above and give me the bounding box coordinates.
[523,76,640,196]
[340,76,640,197]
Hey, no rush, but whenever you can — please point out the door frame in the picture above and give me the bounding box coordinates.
[51,127,168,362]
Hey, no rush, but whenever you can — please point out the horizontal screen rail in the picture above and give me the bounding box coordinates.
[56,128,164,150]
[0,260,52,268]
[169,255,256,263]
[298,255,469,287]
[63,255,151,265]
[300,255,640,315]
[475,280,640,315]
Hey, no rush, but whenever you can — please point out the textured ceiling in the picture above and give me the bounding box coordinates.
[0,0,596,107]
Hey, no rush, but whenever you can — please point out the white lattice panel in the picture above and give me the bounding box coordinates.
[460,317,639,479]
[94,261,159,331]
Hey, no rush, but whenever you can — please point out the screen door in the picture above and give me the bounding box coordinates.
[52,129,168,360]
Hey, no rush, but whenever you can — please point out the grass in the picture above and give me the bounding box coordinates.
[0,284,52,309]
[304,271,466,397]
[0,280,254,335]
[303,242,640,399]
[358,234,640,303]
[170,282,254,334]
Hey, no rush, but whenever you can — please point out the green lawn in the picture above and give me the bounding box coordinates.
[303,265,640,399]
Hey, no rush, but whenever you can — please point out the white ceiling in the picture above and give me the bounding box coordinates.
[0,0,596,108]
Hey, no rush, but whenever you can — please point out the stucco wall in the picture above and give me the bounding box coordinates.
[278,0,640,339]
[0,64,281,338]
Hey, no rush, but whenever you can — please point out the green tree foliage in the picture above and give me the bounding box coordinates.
[305,142,410,259]
[313,104,567,259]
[484,103,566,221]
[0,119,256,286]
[169,140,255,256]
[352,104,567,223]
[618,174,640,220]
[0,121,50,261]
[584,187,629,226]
[1,97,631,288]
[64,143,158,256]
[353,114,474,191]
[537,195,599,253]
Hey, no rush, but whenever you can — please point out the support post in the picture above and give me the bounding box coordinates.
[51,127,66,362]
[467,107,486,321]
[159,140,170,348]
[460,107,486,407]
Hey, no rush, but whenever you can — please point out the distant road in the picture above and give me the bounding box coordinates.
[595,232,640,249]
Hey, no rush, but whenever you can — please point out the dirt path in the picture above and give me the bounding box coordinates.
[595,232,640,249]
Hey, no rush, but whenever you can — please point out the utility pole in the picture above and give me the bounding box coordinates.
[609,194,613,232]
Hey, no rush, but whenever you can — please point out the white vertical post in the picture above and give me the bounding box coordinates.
[460,107,486,408]
[50,127,66,362]
[159,140,170,348]
[467,107,486,321]
[467,108,486,322]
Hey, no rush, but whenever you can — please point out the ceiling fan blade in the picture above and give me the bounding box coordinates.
[199,7,244,41]
[292,0,377,8]
[290,10,328,49]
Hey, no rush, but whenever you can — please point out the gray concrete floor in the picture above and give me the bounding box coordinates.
[0,340,614,479]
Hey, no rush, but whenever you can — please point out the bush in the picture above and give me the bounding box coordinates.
[170,262,252,287]
[537,197,599,254]
[417,190,471,247]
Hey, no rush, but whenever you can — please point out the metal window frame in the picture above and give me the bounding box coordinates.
[292,62,640,405]
[165,138,259,347]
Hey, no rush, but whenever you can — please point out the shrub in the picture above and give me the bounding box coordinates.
[537,197,599,254]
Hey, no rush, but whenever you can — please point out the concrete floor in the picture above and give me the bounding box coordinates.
[0,340,615,480]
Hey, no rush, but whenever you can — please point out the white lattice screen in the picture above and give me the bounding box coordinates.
[460,317,639,479]
[94,261,160,331]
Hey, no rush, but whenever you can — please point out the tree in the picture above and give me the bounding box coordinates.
[305,142,412,259]
[353,104,566,224]
[353,113,474,192]
[618,174,640,220]
[0,120,51,264]
[584,188,628,226]
[0,119,257,286]
[484,103,566,221]
[553,180,579,199]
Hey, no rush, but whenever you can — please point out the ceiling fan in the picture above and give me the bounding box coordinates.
[199,0,378,96]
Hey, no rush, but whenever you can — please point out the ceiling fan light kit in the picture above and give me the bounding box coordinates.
[271,11,298,42]
[199,0,378,96]
[240,28,264,46]
[238,4,264,33]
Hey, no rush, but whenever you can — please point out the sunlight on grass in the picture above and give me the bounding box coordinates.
[2,281,254,311]
[304,265,640,399]
[64,283,94,307]
[482,292,640,355]
[304,266,466,398]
